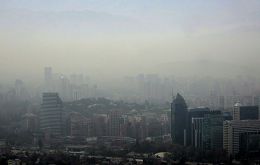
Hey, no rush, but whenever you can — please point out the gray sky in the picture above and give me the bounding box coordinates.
[0,0,260,82]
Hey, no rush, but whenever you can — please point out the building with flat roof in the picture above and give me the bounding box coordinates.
[108,110,121,136]
[233,103,259,120]
[187,107,210,147]
[40,93,63,136]
[223,120,260,156]
[202,111,223,151]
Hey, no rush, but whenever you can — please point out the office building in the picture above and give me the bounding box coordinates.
[191,117,204,148]
[171,93,188,146]
[223,120,260,155]
[187,107,210,147]
[40,93,63,136]
[202,111,223,151]
[233,103,259,120]
[108,110,121,136]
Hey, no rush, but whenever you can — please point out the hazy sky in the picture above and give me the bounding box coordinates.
[0,0,260,82]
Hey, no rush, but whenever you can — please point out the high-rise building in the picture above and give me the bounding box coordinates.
[223,120,260,155]
[187,107,210,147]
[171,93,188,146]
[191,117,204,148]
[233,103,259,120]
[108,110,121,136]
[202,111,223,151]
[40,93,63,136]
[187,107,211,147]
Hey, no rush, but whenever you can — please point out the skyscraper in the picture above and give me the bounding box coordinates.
[202,111,223,151]
[40,93,63,136]
[187,107,210,147]
[171,93,188,146]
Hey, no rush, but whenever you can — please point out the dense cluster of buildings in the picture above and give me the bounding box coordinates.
[1,68,260,163]
[23,91,258,158]
[22,92,170,149]
[171,93,260,157]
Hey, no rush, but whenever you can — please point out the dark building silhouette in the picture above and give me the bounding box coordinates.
[171,93,188,146]
[187,107,210,147]
[223,111,233,121]
[233,103,259,120]
[202,111,223,151]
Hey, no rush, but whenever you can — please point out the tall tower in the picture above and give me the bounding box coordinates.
[171,93,188,146]
[40,93,63,136]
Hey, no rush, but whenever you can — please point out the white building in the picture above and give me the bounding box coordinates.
[223,120,260,155]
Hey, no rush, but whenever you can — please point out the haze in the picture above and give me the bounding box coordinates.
[0,0,260,83]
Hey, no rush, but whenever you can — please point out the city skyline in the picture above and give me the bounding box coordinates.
[1,1,260,82]
[0,1,260,164]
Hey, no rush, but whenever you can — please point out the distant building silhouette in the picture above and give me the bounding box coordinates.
[171,93,188,146]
